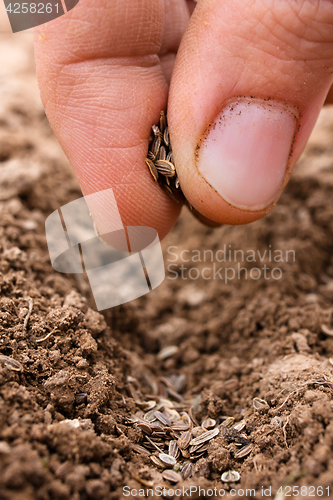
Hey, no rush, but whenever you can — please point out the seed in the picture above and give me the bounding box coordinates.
[222,378,239,391]
[189,407,199,426]
[162,470,181,484]
[181,413,192,427]
[201,418,216,429]
[163,126,170,147]
[159,453,177,467]
[154,411,171,426]
[166,151,174,164]
[158,145,167,161]
[150,455,165,468]
[234,443,253,459]
[178,430,192,450]
[172,421,190,431]
[158,398,176,409]
[74,393,88,405]
[144,409,157,422]
[181,463,193,480]
[154,160,176,177]
[152,124,161,137]
[136,423,152,434]
[233,420,246,432]
[221,470,240,483]
[181,449,190,458]
[167,389,184,404]
[145,158,159,182]
[55,461,72,478]
[173,462,181,472]
[144,401,156,411]
[220,417,235,428]
[145,436,163,453]
[0,355,22,371]
[159,111,167,133]
[151,135,162,159]
[157,345,179,360]
[164,408,181,422]
[132,444,151,456]
[169,440,180,459]
[189,427,219,446]
[253,397,270,410]
[175,177,180,189]
[191,451,206,460]
[321,324,333,336]
[189,442,209,454]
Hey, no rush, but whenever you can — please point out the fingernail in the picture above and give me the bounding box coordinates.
[198,98,298,210]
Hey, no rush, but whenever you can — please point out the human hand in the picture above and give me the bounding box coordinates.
[34,0,333,239]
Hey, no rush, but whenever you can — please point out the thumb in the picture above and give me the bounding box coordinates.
[169,0,333,224]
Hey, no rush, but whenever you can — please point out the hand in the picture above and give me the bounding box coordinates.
[34,0,333,239]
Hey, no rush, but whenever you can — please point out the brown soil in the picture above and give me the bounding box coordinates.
[1,35,333,500]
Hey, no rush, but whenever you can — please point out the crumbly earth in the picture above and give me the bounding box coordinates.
[1,35,333,500]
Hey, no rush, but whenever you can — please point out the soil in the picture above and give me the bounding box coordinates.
[1,35,333,500]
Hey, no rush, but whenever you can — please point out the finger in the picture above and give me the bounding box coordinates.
[160,0,191,83]
[325,84,333,104]
[34,0,188,240]
[169,0,333,225]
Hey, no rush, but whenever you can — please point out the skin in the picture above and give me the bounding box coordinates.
[34,0,333,240]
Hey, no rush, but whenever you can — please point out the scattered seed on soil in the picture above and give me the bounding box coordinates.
[178,430,192,450]
[234,420,246,432]
[164,407,181,422]
[201,418,216,429]
[136,422,152,434]
[159,453,177,467]
[145,436,164,453]
[181,463,193,480]
[234,443,253,458]
[181,413,192,427]
[132,444,151,456]
[189,427,219,446]
[321,324,333,336]
[172,422,190,431]
[253,397,270,410]
[74,393,88,405]
[154,411,172,426]
[169,440,180,459]
[220,417,235,428]
[190,442,209,455]
[189,407,199,426]
[150,455,165,468]
[0,355,23,371]
[162,470,181,484]
[157,345,179,360]
[221,470,240,483]
[144,409,157,422]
